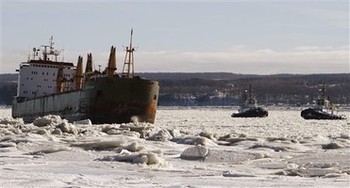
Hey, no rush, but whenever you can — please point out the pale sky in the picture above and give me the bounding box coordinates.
[1,0,349,74]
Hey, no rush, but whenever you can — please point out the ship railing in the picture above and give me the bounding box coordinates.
[16,89,83,102]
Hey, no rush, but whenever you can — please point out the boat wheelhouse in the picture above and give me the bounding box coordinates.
[231,84,268,118]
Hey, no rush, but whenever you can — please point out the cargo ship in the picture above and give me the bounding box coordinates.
[301,86,346,120]
[231,84,268,118]
[12,30,159,124]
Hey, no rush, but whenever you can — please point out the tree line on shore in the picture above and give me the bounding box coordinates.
[1,73,349,106]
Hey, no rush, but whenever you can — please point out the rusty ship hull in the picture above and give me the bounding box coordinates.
[12,77,159,124]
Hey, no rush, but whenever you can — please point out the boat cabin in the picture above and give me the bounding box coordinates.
[16,37,76,100]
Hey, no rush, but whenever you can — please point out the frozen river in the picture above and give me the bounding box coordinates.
[156,106,350,138]
[1,106,350,187]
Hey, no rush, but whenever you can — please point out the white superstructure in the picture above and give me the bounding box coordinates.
[16,37,76,99]
[238,84,258,113]
[313,86,337,114]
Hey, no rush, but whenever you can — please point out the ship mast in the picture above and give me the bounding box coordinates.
[122,29,135,78]
[41,36,53,61]
[41,36,60,61]
[248,84,252,104]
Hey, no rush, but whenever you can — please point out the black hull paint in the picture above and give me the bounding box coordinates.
[301,108,345,120]
[231,107,268,118]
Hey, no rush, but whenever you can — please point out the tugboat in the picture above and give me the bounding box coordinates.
[301,86,346,120]
[231,84,268,118]
[12,30,160,124]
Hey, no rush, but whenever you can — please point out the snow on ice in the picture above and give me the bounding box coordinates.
[0,107,349,187]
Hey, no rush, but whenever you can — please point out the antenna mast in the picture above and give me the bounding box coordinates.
[41,35,59,61]
[122,29,135,78]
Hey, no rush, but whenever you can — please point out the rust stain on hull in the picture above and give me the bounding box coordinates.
[13,77,159,124]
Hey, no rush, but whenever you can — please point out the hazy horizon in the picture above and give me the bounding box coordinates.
[1,0,349,74]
